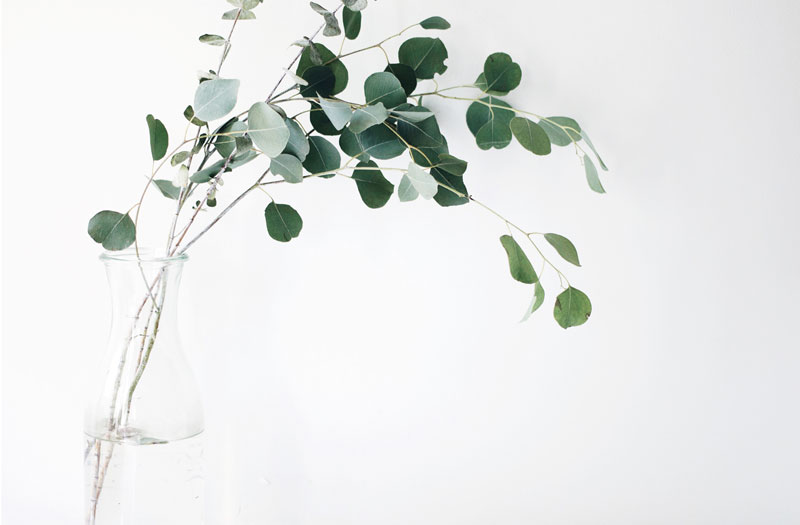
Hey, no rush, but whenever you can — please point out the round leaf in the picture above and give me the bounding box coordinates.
[300,65,336,98]
[466,96,514,137]
[483,52,522,93]
[318,98,353,130]
[499,235,538,284]
[283,118,310,161]
[349,103,389,134]
[384,63,417,96]
[420,16,450,30]
[398,37,448,80]
[303,135,341,177]
[544,233,581,266]
[553,287,592,329]
[87,211,136,251]
[510,117,551,156]
[310,102,343,136]
[343,7,361,39]
[364,72,407,108]
[270,153,303,184]
[264,202,303,242]
[476,119,512,150]
[296,43,348,95]
[248,102,289,158]
[431,167,469,207]
[405,162,438,199]
[352,160,394,208]
[193,78,240,122]
[356,124,406,159]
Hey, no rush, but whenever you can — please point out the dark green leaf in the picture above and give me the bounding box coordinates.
[87,211,136,251]
[283,118,310,161]
[474,72,509,96]
[364,72,407,108]
[482,52,522,93]
[544,233,581,266]
[466,96,514,142]
[264,201,303,242]
[154,179,181,200]
[398,37,448,80]
[476,118,512,150]
[303,136,341,177]
[431,167,468,207]
[553,287,592,329]
[420,16,450,30]
[396,106,445,149]
[538,117,581,147]
[338,128,370,161]
[270,153,304,183]
[584,155,605,193]
[352,160,394,208]
[146,114,168,161]
[343,7,361,39]
[357,124,406,159]
[193,78,240,122]
[384,63,417,96]
[215,120,246,158]
[436,153,467,176]
[300,65,336,97]
[510,117,551,156]
[297,43,348,95]
[349,103,389,134]
[499,235,538,284]
[310,102,343,135]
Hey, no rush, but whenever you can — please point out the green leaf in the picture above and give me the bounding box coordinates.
[356,124,406,159]
[584,155,605,193]
[405,162,438,199]
[222,8,255,20]
[435,153,467,176]
[510,117,551,156]
[396,106,445,149]
[215,120,246,158]
[499,235,537,284]
[538,117,581,147]
[397,175,419,202]
[544,233,581,266]
[270,153,303,184]
[352,160,394,208]
[476,118,512,150]
[318,98,352,130]
[391,108,434,122]
[199,34,226,46]
[309,102,343,135]
[283,118,310,161]
[264,201,303,242]
[466,96,514,147]
[521,282,546,322]
[300,65,336,98]
[146,114,168,161]
[248,102,289,158]
[154,179,181,200]
[384,63,417,96]
[338,128,370,161]
[431,167,469,207]
[474,72,509,96]
[553,287,592,329]
[364,72,406,108]
[341,0,367,10]
[193,78,240,122]
[581,130,608,171]
[310,2,341,37]
[420,16,450,30]
[170,151,190,167]
[87,211,136,251]
[349,103,389,134]
[183,105,206,127]
[482,52,522,93]
[303,135,341,177]
[343,7,361,39]
[398,37,448,80]
[297,43,348,95]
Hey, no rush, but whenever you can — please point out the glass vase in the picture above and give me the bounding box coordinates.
[84,250,203,524]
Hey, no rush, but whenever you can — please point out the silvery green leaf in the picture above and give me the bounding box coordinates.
[242,0,260,8]
[248,102,290,158]
[308,44,323,65]
[199,34,226,46]
[170,151,190,167]
[283,118,310,161]
[309,2,328,14]
[197,70,217,82]
[270,153,304,184]
[222,8,255,20]
[309,2,341,36]
[283,68,308,86]
[193,78,240,122]
[584,155,605,193]
[406,162,437,199]
[154,179,181,200]
[341,0,367,11]
[397,174,419,202]
[349,103,388,134]
[226,0,243,6]
[235,134,252,153]
[521,282,546,322]
[318,98,352,130]
[581,130,608,171]
[391,109,434,123]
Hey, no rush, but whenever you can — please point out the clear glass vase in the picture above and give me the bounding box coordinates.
[84,250,204,525]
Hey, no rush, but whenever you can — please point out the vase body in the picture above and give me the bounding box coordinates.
[84,251,203,524]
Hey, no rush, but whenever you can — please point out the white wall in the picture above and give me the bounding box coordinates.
[3,0,800,523]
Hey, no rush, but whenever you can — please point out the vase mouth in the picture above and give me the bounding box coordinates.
[99,248,189,264]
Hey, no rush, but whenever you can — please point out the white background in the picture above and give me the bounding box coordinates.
[3,0,800,523]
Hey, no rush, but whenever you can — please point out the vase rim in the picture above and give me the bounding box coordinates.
[99,248,189,264]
